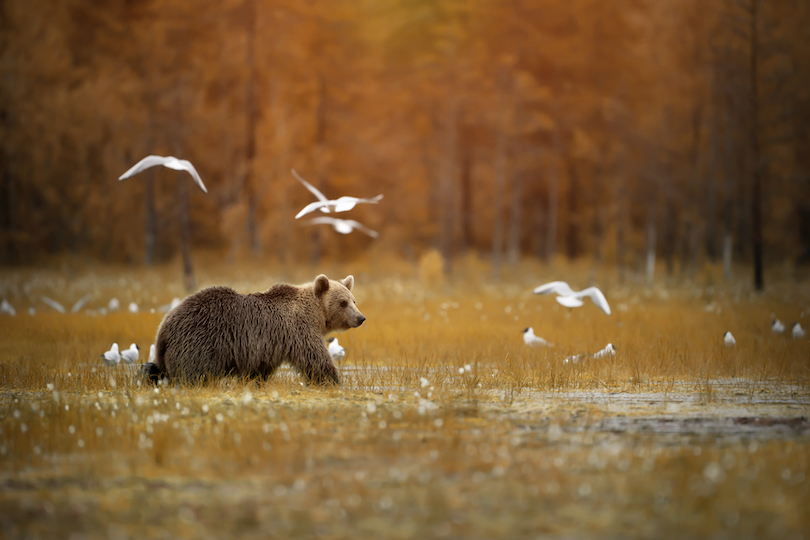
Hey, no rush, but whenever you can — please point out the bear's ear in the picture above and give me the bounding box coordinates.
[314,274,330,297]
[341,275,354,291]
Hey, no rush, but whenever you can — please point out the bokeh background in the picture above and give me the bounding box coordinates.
[1,0,808,286]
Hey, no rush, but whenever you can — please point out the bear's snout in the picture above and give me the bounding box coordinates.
[356,314,366,326]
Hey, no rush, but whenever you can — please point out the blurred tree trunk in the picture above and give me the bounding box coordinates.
[506,170,523,268]
[491,123,507,280]
[440,97,458,276]
[177,170,195,292]
[244,0,260,256]
[143,131,157,266]
[459,139,473,251]
[748,0,764,290]
[310,74,329,267]
[546,122,561,263]
[722,106,736,280]
[646,206,656,284]
[706,86,720,264]
[566,158,579,261]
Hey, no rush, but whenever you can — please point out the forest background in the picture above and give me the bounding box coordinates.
[1,0,809,289]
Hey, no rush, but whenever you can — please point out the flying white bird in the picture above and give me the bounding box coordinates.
[522,327,553,347]
[119,155,208,193]
[793,323,806,339]
[121,343,140,364]
[128,302,139,314]
[771,319,785,333]
[724,331,736,346]
[327,337,346,362]
[564,343,616,364]
[101,343,121,366]
[0,299,16,316]
[70,294,92,314]
[532,281,611,315]
[108,298,120,311]
[41,296,66,314]
[292,169,383,219]
[304,217,379,238]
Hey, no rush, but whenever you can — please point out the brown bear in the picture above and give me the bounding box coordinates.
[142,274,364,385]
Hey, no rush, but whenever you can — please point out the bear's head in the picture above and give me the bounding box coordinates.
[314,274,366,331]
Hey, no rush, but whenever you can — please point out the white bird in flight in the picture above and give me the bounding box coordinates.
[41,296,66,314]
[724,331,736,346]
[70,294,92,314]
[522,327,553,347]
[305,217,379,238]
[771,319,785,333]
[793,322,806,339]
[101,343,121,366]
[532,281,611,315]
[121,343,140,364]
[119,155,208,193]
[292,169,383,219]
[327,337,346,362]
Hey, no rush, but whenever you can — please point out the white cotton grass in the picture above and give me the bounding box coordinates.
[119,155,208,193]
[522,327,553,347]
[108,298,120,311]
[532,281,611,315]
[326,337,346,362]
[724,331,736,346]
[128,302,139,313]
[101,343,121,366]
[304,216,379,238]
[292,169,383,219]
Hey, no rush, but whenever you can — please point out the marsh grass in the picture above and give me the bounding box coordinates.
[1,259,809,538]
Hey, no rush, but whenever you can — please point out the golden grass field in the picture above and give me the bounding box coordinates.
[1,255,809,539]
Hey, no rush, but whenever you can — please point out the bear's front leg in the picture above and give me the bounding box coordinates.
[297,341,341,386]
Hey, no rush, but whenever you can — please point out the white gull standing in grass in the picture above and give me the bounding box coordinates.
[119,155,208,193]
[522,327,553,347]
[292,169,383,218]
[121,343,140,364]
[304,216,379,238]
[771,318,785,333]
[101,343,121,366]
[533,281,611,315]
[724,331,736,346]
[148,344,156,363]
[1,299,16,316]
[564,343,616,364]
[327,337,346,362]
[793,323,806,339]
[128,302,139,313]
[41,296,65,314]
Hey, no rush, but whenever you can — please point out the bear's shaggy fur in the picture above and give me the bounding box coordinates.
[142,274,364,385]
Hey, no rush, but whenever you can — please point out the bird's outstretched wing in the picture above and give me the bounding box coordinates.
[533,281,575,296]
[41,296,65,314]
[118,155,169,180]
[292,169,328,202]
[71,293,92,314]
[332,194,384,213]
[580,287,611,315]
[296,200,333,219]
[169,159,208,193]
[343,219,379,238]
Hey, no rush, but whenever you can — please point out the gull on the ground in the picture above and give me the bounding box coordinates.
[121,343,139,364]
[522,327,553,347]
[771,319,785,333]
[724,331,736,346]
[128,302,139,314]
[101,343,121,366]
[70,294,92,314]
[793,322,806,339]
[304,216,379,238]
[119,155,208,193]
[564,343,616,364]
[532,281,611,315]
[1,299,16,316]
[158,297,182,313]
[108,298,120,311]
[148,344,156,363]
[41,296,66,314]
[327,337,346,362]
[292,169,383,219]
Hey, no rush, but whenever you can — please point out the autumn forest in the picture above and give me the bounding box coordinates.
[1,0,809,288]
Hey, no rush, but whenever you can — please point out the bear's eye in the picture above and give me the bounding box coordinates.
[340,300,348,308]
